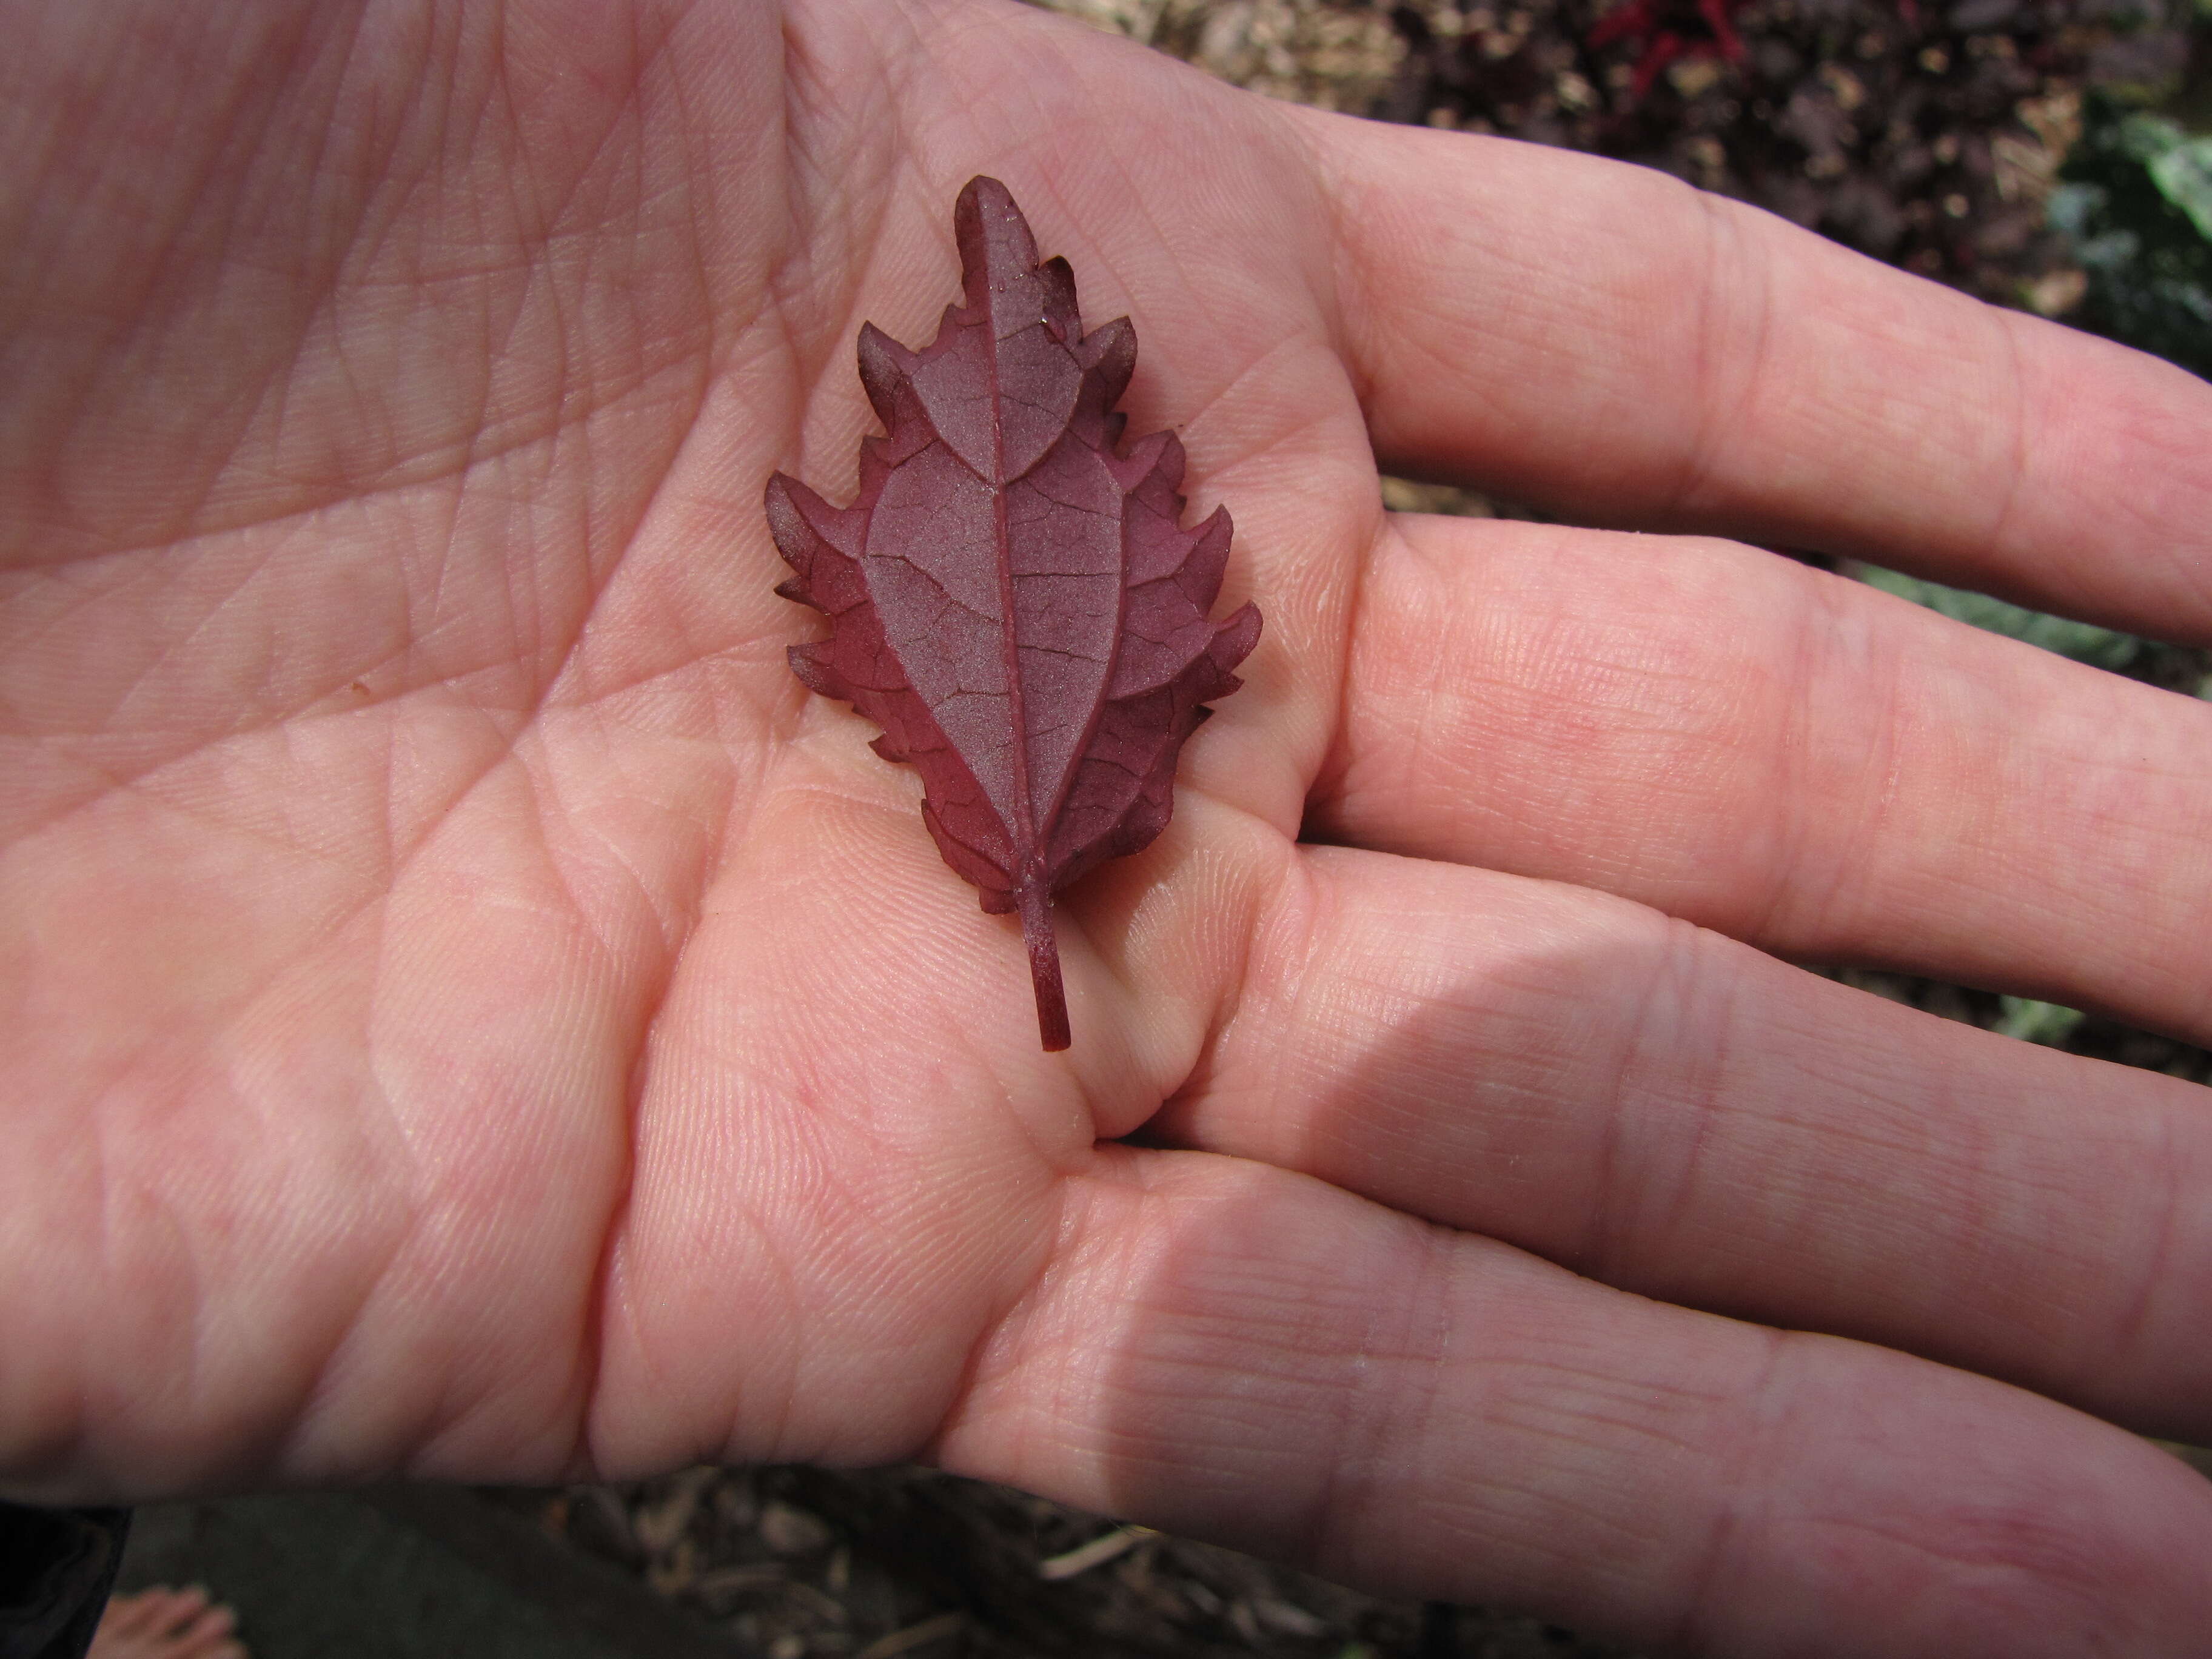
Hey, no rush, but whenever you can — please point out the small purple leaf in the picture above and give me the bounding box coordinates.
[768,177,1260,1051]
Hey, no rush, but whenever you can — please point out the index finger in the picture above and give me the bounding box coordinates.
[1297,113,2212,642]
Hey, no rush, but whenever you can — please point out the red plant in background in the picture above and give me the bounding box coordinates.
[1588,0,1750,101]
[1589,0,1919,102]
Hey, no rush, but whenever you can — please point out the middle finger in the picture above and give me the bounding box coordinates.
[1156,840,2212,1442]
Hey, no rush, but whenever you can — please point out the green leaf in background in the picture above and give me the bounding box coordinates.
[1997,997,2088,1046]
[2148,136,2212,242]
[2110,111,2193,166]
[2051,95,2212,377]
[1851,565,2145,669]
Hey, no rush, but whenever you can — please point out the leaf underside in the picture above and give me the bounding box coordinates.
[766,176,1261,1051]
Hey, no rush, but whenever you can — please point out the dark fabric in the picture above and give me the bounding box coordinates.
[0,1504,129,1659]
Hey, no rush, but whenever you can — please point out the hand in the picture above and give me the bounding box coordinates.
[5,3,2208,1652]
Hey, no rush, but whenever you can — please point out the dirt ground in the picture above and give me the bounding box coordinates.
[488,1464,1635,1657]
[497,6,2209,1657]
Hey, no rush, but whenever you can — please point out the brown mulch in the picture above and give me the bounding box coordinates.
[491,7,2207,1658]
[1381,0,2106,307]
[1049,0,2201,315]
[488,1466,1634,1657]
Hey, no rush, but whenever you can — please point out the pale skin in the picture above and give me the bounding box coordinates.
[3,2,2210,1654]
[89,1591,242,1659]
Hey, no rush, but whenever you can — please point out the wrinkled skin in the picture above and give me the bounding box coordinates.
[90,1589,243,1659]
[4,4,2211,1654]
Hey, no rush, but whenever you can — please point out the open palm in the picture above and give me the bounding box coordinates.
[5,2,2210,1652]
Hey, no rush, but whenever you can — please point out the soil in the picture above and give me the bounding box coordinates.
[486,1467,1632,1657]
[494,7,2208,1658]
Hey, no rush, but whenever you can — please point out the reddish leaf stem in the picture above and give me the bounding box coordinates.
[1017,880,1070,1051]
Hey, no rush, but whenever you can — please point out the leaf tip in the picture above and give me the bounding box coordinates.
[956,173,1018,226]
[857,323,914,424]
[954,174,1041,304]
[1218,598,1263,669]
[788,641,843,698]
[1079,315,1136,406]
[763,471,814,568]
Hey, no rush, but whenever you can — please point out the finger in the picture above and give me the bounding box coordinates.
[1294,112,2212,641]
[110,1588,215,1643]
[152,1589,210,1630]
[937,1150,2212,1657]
[173,1603,236,1639]
[1152,845,2212,1443]
[175,1606,240,1657]
[1310,513,2212,1045]
[97,1589,178,1637]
